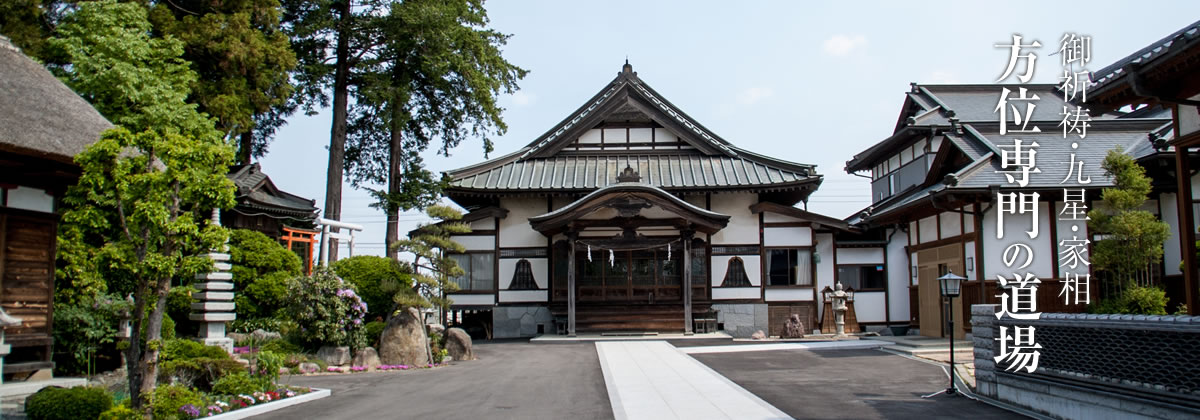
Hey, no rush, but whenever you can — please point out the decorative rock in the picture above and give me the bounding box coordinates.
[751,330,766,340]
[252,329,282,341]
[427,323,446,335]
[228,332,249,343]
[317,346,352,366]
[353,347,382,369]
[379,307,431,366]
[444,328,474,361]
[298,362,320,374]
[781,314,805,339]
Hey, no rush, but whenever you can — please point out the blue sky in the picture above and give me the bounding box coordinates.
[257,1,1200,256]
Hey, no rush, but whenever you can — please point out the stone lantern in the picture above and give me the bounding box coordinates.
[830,282,849,338]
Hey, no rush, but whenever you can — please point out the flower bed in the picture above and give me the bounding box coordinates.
[176,386,312,418]
[314,362,449,375]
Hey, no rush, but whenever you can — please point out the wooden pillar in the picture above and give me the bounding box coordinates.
[1176,147,1199,315]
[683,229,694,335]
[567,230,578,336]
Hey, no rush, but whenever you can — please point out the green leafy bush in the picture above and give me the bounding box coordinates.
[166,286,197,337]
[25,386,113,420]
[364,320,386,347]
[332,255,413,319]
[254,350,285,382]
[52,294,130,376]
[1088,285,1169,315]
[211,371,272,396]
[228,229,303,319]
[260,338,302,355]
[161,339,230,362]
[97,405,143,420]
[150,384,204,420]
[285,269,368,350]
[158,339,243,392]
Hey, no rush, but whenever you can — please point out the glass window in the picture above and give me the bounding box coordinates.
[691,240,707,285]
[720,257,752,287]
[767,249,812,286]
[509,259,538,290]
[447,253,494,291]
[837,264,886,290]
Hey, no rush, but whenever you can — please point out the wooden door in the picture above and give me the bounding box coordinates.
[917,244,966,339]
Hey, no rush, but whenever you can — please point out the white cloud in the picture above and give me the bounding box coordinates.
[511,91,536,106]
[822,34,867,56]
[736,87,774,105]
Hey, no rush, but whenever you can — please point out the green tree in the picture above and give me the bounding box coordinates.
[1088,149,1171,291]
[50,0,236,409]
[332,255,415,319]
[390,205,468,321]
[227,229,303,320]
[147,0,297,164]
[345,0,526,261]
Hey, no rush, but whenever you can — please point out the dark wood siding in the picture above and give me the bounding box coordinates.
[0,208,57,368]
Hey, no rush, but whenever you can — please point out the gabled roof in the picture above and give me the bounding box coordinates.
[528,180,730,235]
[1087,18,1200,110]
[445,63,821,202]
[227,163,319,220]
[0,35,111,163]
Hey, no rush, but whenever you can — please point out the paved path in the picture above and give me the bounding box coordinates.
[596,341,791,420]
[255,341,612,420]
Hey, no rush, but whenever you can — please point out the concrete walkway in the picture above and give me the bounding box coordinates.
[596,341,791,420]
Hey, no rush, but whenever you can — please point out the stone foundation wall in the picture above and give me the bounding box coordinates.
[712,303,768,338]
[492,306,552,338]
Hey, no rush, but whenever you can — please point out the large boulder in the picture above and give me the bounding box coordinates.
[379,307,431,366]
[317,346,352,366]
[353,347,382,369]
[444,328,474,361]
[780,314,805,339]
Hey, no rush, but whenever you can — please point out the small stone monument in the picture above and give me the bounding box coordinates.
[831,282,849,338]
[189,209,235,353]
[781,314,805,339]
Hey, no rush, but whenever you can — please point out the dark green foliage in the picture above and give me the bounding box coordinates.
[260,339,302,355]
[1088,285,1169,315]
[364,320,386,347]
[166,286,197,337]
[332,255,413,318]
[158,339,243,392]
[212,371,272,396]
[284,269,368,350]
[150,384,204,420]
[253,350,285,382]
[52,294,130,376]
[393,205,468,311]
[229,229,303,320]
[25,386,113,420]
[161,339,231,362]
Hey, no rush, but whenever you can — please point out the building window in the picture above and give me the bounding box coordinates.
[691,239,707,285]
[720,257,752,287]
[508,259,538,290]
[767,249,812,286]
[449,253,494,291]
[837,264,886,290]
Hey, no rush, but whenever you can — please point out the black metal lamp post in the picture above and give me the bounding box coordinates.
[938,272,965,395]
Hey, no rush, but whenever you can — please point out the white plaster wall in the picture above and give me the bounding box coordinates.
[451,235,494,251]
[919,215,938,243]
[603,128,624,142]
[854,292,885,323]
[763,211,803,223]
[711,255,761,286]
[499,198,548,247]
[7,186,53,213]
[712,287,760,300]
[837,248,884,265]
[497,257,548,289]
[1161,192,1182,276]
[964,205,976,233]
[940,212,962,238]
[448,294,494,306]
[815,233,834,292]
[579,128,602,144]
[630,128,653,142]
[1054,202,1091,278]
[469,218,495,231]
[1182,102,1200,138]
[498,290,548,303]
[709,192,758,244]
[653,128,677,143]
[763,227,812,247]
[887,228,910,323]
[765,289,813,301]
[982,202,1054,279]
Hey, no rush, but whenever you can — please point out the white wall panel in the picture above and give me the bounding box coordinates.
[498,290,548,303]
[983,202,1053,279]
[765,289,813,302]
[887,228,910,323]
[709,193,758,244]
[448,294,494,306]
[763,227,812,247]
[836,248,884,265]
[497,257,548,290]
[853,292,886,323]
[711,255,761,287]
[1161,193,1182,276]
[919,215,938,243]
[452,236,495,251]
[939,212,962,238]
[815,233,834,292]
[499,198,548,247]
[712,287,761,300]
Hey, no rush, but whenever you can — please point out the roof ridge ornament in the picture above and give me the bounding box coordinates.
[622,59,634,76]
[616,165,642,183]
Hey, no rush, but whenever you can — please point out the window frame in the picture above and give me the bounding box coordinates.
[836,263,887,291]
[447,251,496,294]
[764,246,815,288]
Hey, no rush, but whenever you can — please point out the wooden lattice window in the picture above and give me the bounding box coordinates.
[720,257,752,287]
[508,259,538,290]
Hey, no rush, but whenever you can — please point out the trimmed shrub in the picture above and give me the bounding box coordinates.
[285,269,367,350]
[161,339,230,362]
[364,320,386,347]
[25,386,113,420]
[212,371,272,396]
[1088,285,1169,315]
[158,339,243,391]
[260,338,302,355]
[228,229,303,319]
[150,384,204,420]
[332,256,413,319]
[97,405,143,420]
[253,350,284,382]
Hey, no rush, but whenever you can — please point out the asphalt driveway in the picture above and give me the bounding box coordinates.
[256,340,613,420]
[691,348,1024,420]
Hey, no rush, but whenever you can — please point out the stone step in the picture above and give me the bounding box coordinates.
[189,312,235,322]
[213,262,232,271]
[191,302,235,312]
[194,291,234,301]
[194,281,234,291]
[195,272,233,281]
[205,252,231,262]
